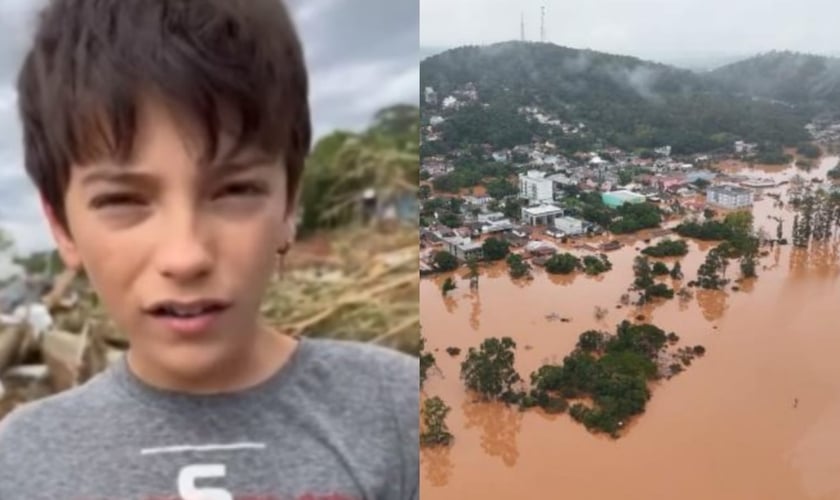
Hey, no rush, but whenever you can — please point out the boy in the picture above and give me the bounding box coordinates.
[0,1,419,499]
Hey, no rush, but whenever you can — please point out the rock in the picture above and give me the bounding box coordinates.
[445,347,461,356]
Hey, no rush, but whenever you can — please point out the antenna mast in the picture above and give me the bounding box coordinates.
[540,6,546,42]
[520,12,525,41]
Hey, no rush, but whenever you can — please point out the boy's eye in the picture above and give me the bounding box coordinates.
[215,181,267,198]
[89,193,146,209]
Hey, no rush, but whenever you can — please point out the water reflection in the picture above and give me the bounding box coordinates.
[695,288,729,322]
[546,271,577,286]
[737,277,756,294]
[486,263,505,279]
[468,289,481,331]
[421,445,454,487]
[443,294,458,314]
[462,398,523,467]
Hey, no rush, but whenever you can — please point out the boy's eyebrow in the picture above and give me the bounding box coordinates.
[80,169,157,188]
[79,153,278,187]
[210,152,278,175]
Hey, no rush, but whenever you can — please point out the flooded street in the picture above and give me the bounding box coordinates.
[420,157,840,499]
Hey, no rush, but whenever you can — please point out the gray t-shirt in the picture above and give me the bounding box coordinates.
[0,337,419,500]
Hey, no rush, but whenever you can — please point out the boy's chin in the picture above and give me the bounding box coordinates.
[138,340,251,388]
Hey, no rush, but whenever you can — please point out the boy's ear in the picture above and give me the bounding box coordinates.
[40,196,82,271]
[283,204,298,246]
[282,184,301,245]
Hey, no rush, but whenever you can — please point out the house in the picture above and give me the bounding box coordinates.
[734,141,758,155]
[521,204,564,226]
[600,240,623,252]
[519,170,555,204]
[476,213,514,234]
[554,216,586,236]
[686,170,717,183]
[525,241,557,257]
[654,145,672,157]
[429,224,456,240]
[443,237,483,261]
[481,219,514,234]
[656,175,687,192]
[492,150,510,162]
[510,225,533,240]
[463,195,492,207]
[601,190,646,208]
[429,115,445,126]
[547,173,576,187]
[477,212,506,224]
[706,185,753,209]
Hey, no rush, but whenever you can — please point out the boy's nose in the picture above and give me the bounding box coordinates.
[155,220,214,282]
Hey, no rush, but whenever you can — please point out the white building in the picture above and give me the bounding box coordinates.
[547,173,576,186]
[519,170,555,204]
[443,237,483,261]
[654,145,672,157]
[477,212,507,223]
[442,96,458,109]
[706,185,753,209]
[521,204,564,226]
[481,219,514,234]
[734,141,757,155]
[492,150,509,162]
[554,216,586,236]
[429,115,445,126]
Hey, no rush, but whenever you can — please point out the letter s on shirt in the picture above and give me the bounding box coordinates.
[177,464,233,500]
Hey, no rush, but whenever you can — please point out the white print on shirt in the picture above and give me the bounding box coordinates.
[177,464,232,500]
[140,442,267,500]
[140,442,267,455]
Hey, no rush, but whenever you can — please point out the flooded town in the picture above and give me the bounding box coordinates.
[418,67,840,499]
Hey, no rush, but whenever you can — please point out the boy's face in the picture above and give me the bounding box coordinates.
[45,96,296,380]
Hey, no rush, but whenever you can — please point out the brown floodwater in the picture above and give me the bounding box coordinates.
[420,157,840,500]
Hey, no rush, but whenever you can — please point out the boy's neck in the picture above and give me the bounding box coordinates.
[125,326,298,395]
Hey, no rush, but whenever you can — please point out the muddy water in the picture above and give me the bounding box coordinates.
[420,157,840,500]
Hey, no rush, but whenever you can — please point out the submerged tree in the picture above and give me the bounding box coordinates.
[506,253,531,279]
[460,337,522,403]
[420,336,437,386]
[441,277,457,295]
[466,256,480,289]
[420,396,454,446]
[696,247,729,289]
[670,261,684,280]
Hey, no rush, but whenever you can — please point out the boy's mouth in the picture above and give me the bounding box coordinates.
[145,298,231,318]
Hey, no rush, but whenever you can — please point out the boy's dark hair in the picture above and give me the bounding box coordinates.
[17,0,311,231]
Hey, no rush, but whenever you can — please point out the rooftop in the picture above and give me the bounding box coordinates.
[522,204,564,216]
[707,185,752,195]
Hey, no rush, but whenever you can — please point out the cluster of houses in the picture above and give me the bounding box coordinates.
[418,81,804,268]
[420,145,765,267]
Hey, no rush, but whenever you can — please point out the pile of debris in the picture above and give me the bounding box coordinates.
[263,224,419,354]
[0,268,122,419]
[0,225,419,420]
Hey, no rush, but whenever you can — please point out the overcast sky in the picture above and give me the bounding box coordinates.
[0,0,418,257]
[421,0,840,66]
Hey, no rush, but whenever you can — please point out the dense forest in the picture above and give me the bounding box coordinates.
[421,43,827,156]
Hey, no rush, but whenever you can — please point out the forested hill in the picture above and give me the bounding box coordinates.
[420,42,813,156]
[708,51,840,115]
